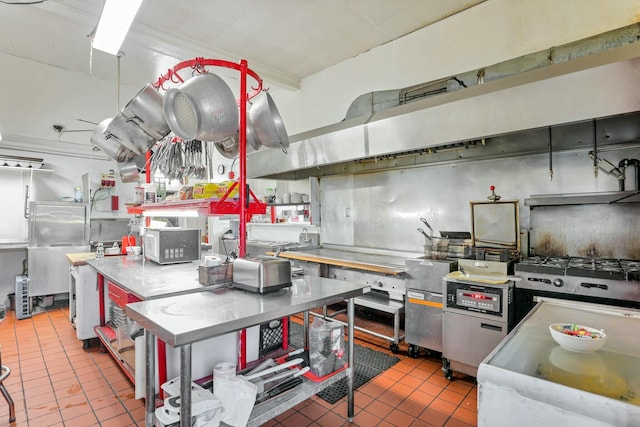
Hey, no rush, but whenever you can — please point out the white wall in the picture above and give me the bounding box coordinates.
[275,0,640,135]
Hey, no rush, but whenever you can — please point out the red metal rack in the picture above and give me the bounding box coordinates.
[130,57,265,258]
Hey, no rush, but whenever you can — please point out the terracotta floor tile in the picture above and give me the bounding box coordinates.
[396,396,427,417]
[297,399,330,421]
[65,410,99,425]
[446,380,474,395]
[383,367,406,382]
[428,398,457,416]
[460,396,477,413]
[353,392,374,409]
[94,401,127,421]
[410,390,436,407]
[280,411,314,427]
[444,417,474,427]
[366,400,394,419]
[417,381,444,397]
[438,389,465,405]
[387,407,418,426]
[401,374,425,389]
[100,412,137,426]
[315,409,347,427]
[418,407,449,427]
[349,410,382,426]
[452,406,477,425]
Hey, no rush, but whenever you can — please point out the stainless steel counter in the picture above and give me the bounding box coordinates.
[86,256,209,300]
[126,276,370,427]
[277,246,418,275]
[125,276,369,346]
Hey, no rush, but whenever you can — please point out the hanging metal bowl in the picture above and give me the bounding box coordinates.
[214,136,239,159]
[163,72,238,142]
[248,91,289,149]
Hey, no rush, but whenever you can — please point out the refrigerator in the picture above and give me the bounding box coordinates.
[27,201,90,297]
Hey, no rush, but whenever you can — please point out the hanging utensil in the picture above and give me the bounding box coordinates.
[420,218,434,235]
[418,228,432,241]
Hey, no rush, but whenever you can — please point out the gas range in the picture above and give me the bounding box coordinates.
[515,256,640,300]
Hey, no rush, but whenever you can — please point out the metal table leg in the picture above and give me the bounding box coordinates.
[145,331,156,427]
[303,310,309,348]
[347,297,355,421]
[180,344,192,427]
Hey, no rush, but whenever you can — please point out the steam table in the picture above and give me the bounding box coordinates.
[126,276,370,427]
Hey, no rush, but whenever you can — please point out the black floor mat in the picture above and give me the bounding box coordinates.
[289,321,400,404]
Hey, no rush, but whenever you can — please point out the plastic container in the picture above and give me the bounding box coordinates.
[143,183,157,203]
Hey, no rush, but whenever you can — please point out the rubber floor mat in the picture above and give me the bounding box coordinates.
[289,321,400,404]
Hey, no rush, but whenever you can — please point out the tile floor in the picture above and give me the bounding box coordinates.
[0,307,477,426]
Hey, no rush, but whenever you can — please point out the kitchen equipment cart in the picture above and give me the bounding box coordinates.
[126,276,370,427]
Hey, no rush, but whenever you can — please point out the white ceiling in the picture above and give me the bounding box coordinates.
[0,0,486,90]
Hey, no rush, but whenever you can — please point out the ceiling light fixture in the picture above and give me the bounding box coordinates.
[92,0,143,55]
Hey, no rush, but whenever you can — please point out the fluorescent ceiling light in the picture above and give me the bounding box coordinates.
[92,0,143,55]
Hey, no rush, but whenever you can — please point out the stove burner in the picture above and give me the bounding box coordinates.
[566,257,625,280]
[515,256,569,274]
[621,259,640,281]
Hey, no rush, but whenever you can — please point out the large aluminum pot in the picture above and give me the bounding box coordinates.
[122,84,170,141]
[105,111,156,155]
[90,118,137,162]
[248,91,289,149]
[163,72,238,142]
[115,158,140,183]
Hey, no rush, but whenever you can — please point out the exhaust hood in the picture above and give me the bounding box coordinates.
[247,24,640,180]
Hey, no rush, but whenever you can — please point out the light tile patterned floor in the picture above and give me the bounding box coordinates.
[0,308,477,426]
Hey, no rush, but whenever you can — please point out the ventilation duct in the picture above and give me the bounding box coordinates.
[248,24,640,180]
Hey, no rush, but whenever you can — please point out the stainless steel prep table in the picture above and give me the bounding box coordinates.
[86,256,209,301]
[85,256,223,399]
[126,276,370,427]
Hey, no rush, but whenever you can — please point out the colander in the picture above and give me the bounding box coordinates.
[163,72,238,142]
[248,91,289,149]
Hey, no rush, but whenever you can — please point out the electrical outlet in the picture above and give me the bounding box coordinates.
[100,173,116,188]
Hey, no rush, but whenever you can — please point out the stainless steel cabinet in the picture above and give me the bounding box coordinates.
[405,289,443,354]
[442,310,507,377]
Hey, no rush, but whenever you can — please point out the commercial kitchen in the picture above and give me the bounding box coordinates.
[1,1,640,426]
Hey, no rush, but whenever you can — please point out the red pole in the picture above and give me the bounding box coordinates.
[239,60,248,258]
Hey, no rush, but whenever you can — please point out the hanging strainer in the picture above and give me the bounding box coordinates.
[248,91,289,150]
[163,72,238,142]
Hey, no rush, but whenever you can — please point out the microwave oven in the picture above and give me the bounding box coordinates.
[144,228,200,264]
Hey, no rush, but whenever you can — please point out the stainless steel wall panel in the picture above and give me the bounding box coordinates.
[320,176,354,246]
[319,145,640,254]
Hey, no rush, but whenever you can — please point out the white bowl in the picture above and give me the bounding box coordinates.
[549,323,607,353]
[130,246,142,255]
